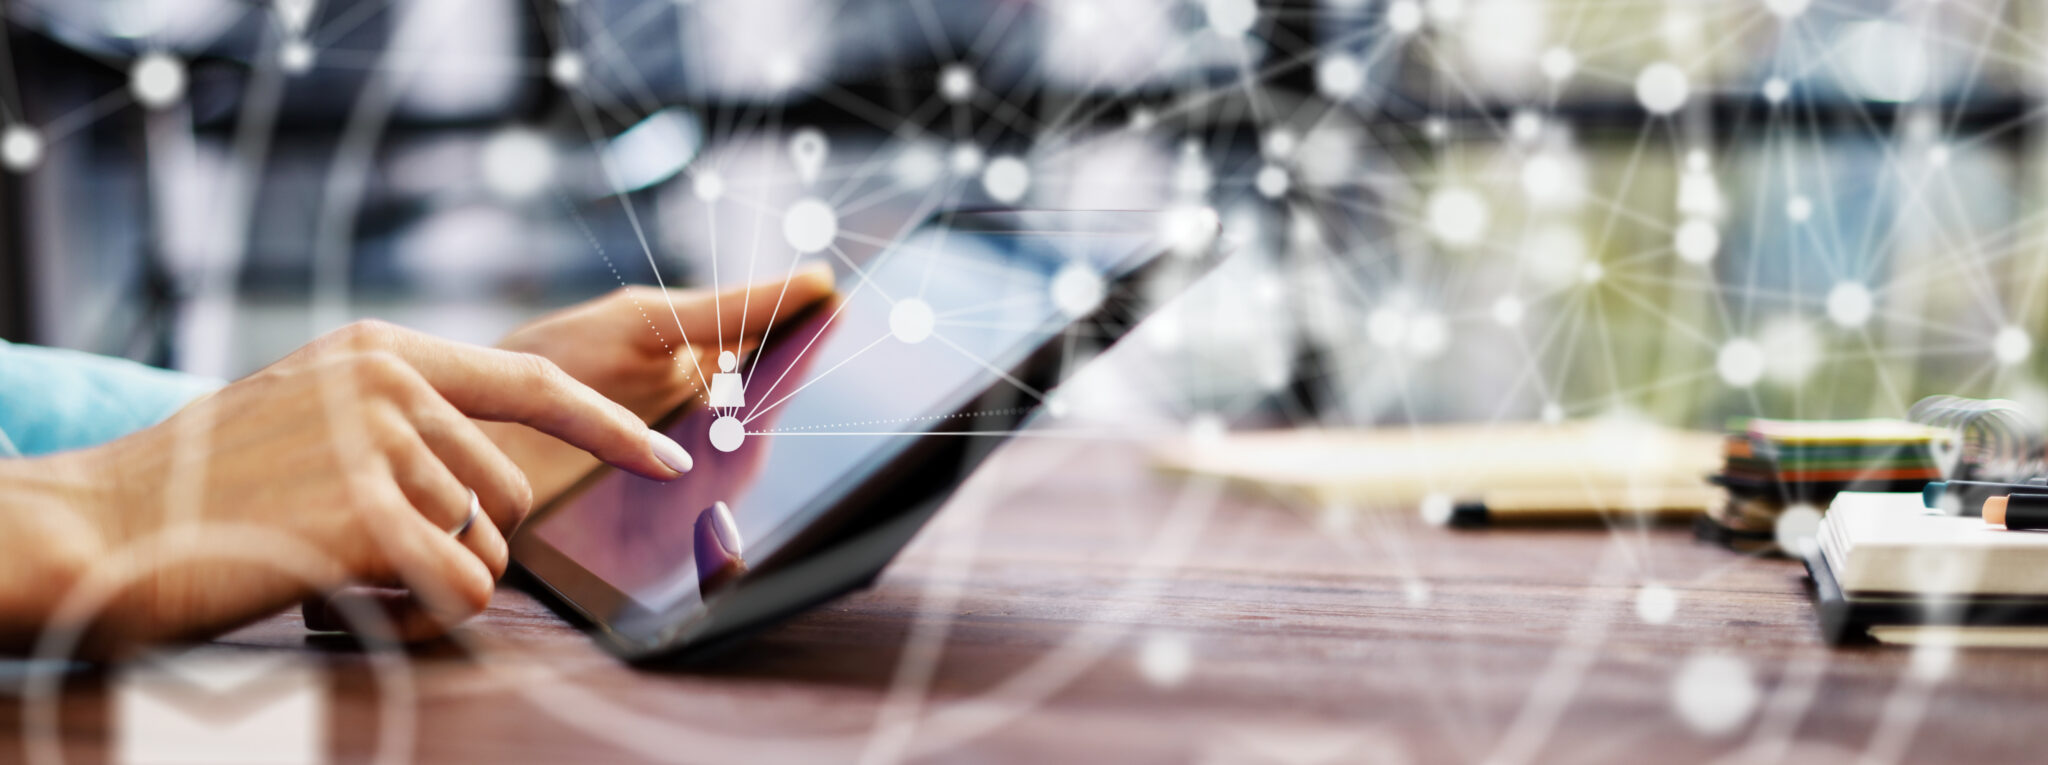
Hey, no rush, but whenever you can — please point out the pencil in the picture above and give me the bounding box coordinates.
[1443,486,1720,527]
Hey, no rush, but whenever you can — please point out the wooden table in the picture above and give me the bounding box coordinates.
[10,439,2048,763]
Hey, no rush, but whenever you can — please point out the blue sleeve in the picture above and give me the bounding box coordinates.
[0,339,223,458]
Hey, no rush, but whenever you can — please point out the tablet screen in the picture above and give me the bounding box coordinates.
[522,213,1169,636]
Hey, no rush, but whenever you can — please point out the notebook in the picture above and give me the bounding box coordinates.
[1818,492,2048,598]
[1149,421,1722,510]
[1805,492,2048,646]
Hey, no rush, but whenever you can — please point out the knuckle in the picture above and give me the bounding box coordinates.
[362,401,418,453]
[610,285,658,304]
[505,467,535,512]
[516,350,562,378]
[350,351,419,394]
[457,575,494,614]
[336,319,400,349]
[504,474,536,527]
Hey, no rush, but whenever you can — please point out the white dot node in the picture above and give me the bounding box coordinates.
[1539,47,1576,82]
[1762,77,1790,104]
[1423,116,1448,141]
[1425,187,1489,247]
[1128,108,1157,131]
[277,0,315,32]
[130,53,187,109]
[1521,154,1568,201]
[692,169,725,201]
[1,125,42,172]
[1138,633,1193,688]
[1674,219,1720,264]
[1787,195,1813,223]
[891,145,942,188]
[1044,393,1071,419]
[279,39,316,75]
[1826,282,1873,328]
[1316,54,1365,98]
[709,415,745,453]
[1671,653,1759,736]
[1263,129,1298,159]
[1406,312,1449,358]
[1911,639,1957,681]
[1492,295,1525,327]
[1204,0,1258,35]
[1635,62,1690,115]
[981,155,1031,203]
[765,55,800,89]
[1775,504,1823,556]
[1717,339,1764,388]
[1162,205,1220,257]
[1763,0,1810,17]
[1063,2,1100,32]
[1188,412,1227,444]
[1367,306,1407,349]
[890,298,935,344]
[1051,263,1105,319]
[1540,402,1564,424]
[479,128,555,199]
[1254,164,1290,198]
[938,63,975,102]
[1509,109,1543,143]
[1387,0,1423,34]
[1929,144,1950,167]
[1636,583,1678,625]
[1578,261,1604,284]
[949,143,984,174]
[1995,326,2032,366]
[1403,580,1432,606]
[549,52,585,88]
[1419,492,1454,525]
[781,198,838,254]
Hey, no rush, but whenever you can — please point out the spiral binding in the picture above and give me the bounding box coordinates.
[1907,395,2045,482]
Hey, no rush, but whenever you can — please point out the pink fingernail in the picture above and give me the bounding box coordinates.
[711,501,742,556]
[695,503,748,596]
[648,430,693,475]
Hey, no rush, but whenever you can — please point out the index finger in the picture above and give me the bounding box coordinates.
[349,323,691,481]
[622,262,836,354]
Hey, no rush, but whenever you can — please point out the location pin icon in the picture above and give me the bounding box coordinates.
[790,127,827,187]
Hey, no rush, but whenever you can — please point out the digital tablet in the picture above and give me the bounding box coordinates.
[511,209,1221,661]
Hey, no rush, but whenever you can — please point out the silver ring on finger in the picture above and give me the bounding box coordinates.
[450,489,481,538]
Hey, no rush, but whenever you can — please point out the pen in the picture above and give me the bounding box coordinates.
[1924,479,2048,516]
[1441,486,1718,527]
[1984,493,2048,531]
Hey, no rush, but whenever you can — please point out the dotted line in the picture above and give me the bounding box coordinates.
[555,192,676,360]
[751,407,1037,433]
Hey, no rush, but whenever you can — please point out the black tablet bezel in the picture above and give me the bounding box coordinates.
[510,208,1220,661]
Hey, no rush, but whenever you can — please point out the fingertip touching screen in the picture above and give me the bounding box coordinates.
[520,211,1177,652]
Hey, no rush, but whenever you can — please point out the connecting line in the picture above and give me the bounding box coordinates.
[740,272,880,409]
[559,70,711,399]
[743,430,1150,441]
[742,332,894,426]
[930,331,1047,402]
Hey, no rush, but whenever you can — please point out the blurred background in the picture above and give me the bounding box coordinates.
[4,0,2047,432]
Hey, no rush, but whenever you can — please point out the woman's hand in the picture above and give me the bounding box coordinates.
[0,320,696,655]
[484,264,836,503]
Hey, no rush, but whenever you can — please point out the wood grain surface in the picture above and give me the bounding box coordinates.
[6,439,2045,763]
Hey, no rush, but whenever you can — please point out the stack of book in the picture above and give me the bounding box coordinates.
[1805,491,2048,646]
[1700,419,1947,553]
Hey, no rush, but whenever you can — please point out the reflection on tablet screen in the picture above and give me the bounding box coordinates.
[527,224,1154,620]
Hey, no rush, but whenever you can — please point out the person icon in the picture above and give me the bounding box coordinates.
[708,350,745,408]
